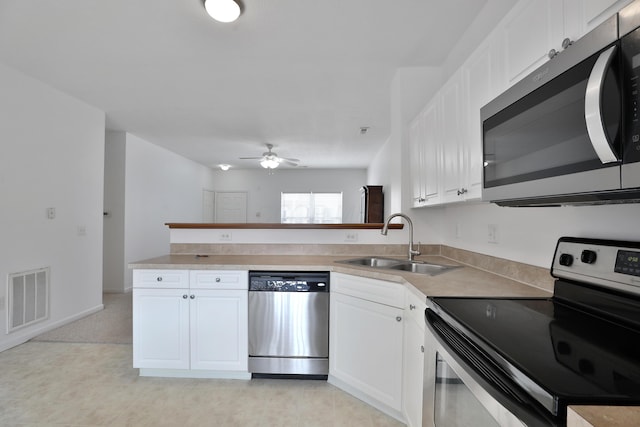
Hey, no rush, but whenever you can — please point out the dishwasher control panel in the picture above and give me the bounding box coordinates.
[248,271,329,292]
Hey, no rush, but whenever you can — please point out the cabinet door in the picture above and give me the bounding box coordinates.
[440,72,464,204]
[501,0,564,86]
[402,296,427,427]
[577,0,634,33]
[409,113,427,207]
[133,288,190,369]
[422,101,441,205]
[330,292,404,411]
[462,40,496,201]
[190,289,248,371]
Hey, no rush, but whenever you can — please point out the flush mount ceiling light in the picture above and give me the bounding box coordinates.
[219,164,231,171]
[204,0,241,23]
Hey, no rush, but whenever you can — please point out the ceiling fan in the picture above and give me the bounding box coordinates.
[239,144,300,169]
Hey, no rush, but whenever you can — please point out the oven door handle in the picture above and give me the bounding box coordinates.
[584,44,619,164]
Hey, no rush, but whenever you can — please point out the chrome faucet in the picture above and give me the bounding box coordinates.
[381,213,421,261]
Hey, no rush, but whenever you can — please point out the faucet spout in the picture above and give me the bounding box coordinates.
[381,213,421,261]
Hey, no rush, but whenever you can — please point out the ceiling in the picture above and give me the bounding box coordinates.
[0,0,489,170]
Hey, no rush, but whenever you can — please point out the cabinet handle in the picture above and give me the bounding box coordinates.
[215,277,221,282]
[562,37,572,50]
[421,345,424,353]
[457,188,467,196]
[190,294,195,299]
[182,294,188,299]
[396,316,402,322]
[156,277,163,282]
[548,48,558,59]
[409,304,416,310]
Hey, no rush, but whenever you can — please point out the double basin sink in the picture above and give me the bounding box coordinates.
[336,257,460,276]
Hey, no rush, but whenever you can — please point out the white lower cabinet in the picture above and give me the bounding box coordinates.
[132,269,249,379]
[329,273,406,421]
[133,288,190,369]
[403,294,428,427]
[189,289,248,371]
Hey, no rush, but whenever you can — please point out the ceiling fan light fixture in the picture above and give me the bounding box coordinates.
[260,158,280,169]
[204,0,241,23]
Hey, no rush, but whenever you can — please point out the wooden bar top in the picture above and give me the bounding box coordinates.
[165,223,404,229]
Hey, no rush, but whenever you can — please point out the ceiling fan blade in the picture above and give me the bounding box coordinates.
[239,156,263,160]
[281,157,300,162]
[282,159,299,166]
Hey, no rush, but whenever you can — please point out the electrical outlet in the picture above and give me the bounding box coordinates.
[488,224,498,244]
[219,232,232,241]
[47,207,56,219]
[344,232,358,242]
[77,225,87,236]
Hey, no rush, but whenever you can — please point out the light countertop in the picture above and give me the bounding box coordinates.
[130,253,640,426]
[568,406,640,427]
[129,253,552,301]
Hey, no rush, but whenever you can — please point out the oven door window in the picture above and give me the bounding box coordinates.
[483,44,621,189]
[434,353,502,427]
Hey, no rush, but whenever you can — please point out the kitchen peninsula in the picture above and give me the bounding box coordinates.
[131,222,553,426]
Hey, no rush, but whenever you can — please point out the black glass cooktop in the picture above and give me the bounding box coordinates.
[429,286,640,415]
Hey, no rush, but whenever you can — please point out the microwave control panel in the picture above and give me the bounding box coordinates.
[622,27,640,163]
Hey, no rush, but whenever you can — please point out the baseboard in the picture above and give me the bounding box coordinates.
[327,375,405,424]
[0,303,104,353]
[139,368,251,380]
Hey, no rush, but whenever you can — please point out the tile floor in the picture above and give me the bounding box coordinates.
[0,304,405,426]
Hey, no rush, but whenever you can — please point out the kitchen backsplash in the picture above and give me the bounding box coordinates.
[170,243,554,292]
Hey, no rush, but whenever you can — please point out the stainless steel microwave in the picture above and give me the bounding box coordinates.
[481,3,640,206]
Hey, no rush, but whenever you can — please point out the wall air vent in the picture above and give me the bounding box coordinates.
[7,267,49,333]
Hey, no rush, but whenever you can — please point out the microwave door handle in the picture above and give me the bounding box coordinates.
[585,44,619,164]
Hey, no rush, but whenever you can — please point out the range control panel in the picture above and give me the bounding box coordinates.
[552,237,640,295]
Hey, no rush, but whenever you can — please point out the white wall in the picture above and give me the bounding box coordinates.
[0,63,105,352]
[210,168,367,223]
[409,202,640,268]
[122,134,217,290]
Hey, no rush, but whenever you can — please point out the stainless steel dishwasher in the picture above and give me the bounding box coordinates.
[248,271,329,378]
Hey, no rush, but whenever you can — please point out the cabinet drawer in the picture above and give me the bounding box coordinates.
[331,272,405,308]
[133,269,189,289]
[190,270,248,290]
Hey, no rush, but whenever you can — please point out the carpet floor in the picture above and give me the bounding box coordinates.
[31,292,133,344]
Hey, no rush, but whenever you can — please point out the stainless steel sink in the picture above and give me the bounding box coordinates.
[336,257,461,276]
[338,257,406,268]
[387,262,460,276]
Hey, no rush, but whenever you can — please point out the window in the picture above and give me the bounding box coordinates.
[281,192,343,223]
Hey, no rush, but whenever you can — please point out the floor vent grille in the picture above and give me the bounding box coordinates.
[8,267,49,333]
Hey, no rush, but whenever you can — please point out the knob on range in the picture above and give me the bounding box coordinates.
[559,254,574,266]
[581,250,597,264]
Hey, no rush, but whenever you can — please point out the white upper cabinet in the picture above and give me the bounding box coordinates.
[439,70,464,204]
[409,100,441,207]
[409,113,427,207]
[461,39,499,201]
[499,0,566,87]
[569,0,635,34]
[499,0,633,88]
